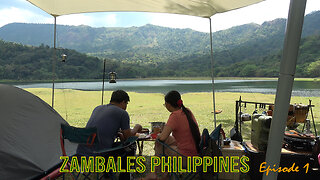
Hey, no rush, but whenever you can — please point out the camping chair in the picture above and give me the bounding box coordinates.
[59,124,100,180]
[198,124,223,180]
[42,124,138,180]
[39,124,99,180]
[156,124,222,180]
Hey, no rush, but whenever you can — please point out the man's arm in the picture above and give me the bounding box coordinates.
[122,124,142,140]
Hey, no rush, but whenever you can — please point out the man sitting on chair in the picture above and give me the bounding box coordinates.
[77,89,142,180]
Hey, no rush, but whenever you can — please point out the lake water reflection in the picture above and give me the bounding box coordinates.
[13,79,320,97]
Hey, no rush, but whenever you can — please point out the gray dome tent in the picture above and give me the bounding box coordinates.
[0,84,76,180]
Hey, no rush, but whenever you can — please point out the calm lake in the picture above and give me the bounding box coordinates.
[12,79,320,97]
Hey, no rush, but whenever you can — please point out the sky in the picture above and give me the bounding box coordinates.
[0,0,319,33]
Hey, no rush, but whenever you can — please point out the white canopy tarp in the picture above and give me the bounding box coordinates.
[27,0,264,18]
[0,84,76,180]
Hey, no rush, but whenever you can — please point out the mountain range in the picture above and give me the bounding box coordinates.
[0,11,319,79]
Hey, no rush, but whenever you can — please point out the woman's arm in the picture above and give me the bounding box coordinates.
[157,125,173,141]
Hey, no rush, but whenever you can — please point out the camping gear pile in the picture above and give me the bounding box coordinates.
[231,97,320,179]
[282,103,317,152]
[231,97,318,152]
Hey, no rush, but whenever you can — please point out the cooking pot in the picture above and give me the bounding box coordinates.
[150,122,165,133]
[240,113,252,121]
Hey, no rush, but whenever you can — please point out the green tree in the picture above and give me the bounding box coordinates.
[307,59,320,77]
[239,64,257,77]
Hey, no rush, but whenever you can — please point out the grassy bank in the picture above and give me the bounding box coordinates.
[26,88,320,155]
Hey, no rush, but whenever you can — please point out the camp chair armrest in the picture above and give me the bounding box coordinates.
[156,139,187,158]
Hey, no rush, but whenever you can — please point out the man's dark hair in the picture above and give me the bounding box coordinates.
[110,90,130,103]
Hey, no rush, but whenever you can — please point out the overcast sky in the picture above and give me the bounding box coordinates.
[0,0,319,32]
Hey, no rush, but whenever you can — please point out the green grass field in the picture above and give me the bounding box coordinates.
[25,88,320,156]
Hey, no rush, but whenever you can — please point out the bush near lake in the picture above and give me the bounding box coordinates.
[26,88,320,156]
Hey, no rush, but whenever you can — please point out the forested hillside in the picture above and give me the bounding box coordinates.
[217,34,320,77]
[0,41,102,80]
[0,34,319,80]
[0,11,319,79]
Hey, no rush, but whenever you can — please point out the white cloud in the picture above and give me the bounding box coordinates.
[0,7,51,27]
[149,13,209,32]
[0,6,119,28]
[147,0,291,32]
[57,14,93,26]
[148,0,320,32]
[104,14,117,27]
[56,13,118,27]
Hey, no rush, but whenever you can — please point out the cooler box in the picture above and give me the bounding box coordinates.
[251,115,271,151]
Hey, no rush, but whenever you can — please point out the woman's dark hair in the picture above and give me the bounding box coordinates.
[110,90,130,103]
[165,90,201,153]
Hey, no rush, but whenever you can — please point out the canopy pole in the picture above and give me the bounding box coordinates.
[263,1,306,180]
[209,17,217,129]
[101,59,106,105]
[52,16,57,108]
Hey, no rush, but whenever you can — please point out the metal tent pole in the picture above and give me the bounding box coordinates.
[209,18,217,129]
[102,59,106,105]
[52,16,57,108]
[309,99,318,136]
[263,0,306,180]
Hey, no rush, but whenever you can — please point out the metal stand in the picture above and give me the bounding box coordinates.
[101,59,106,105]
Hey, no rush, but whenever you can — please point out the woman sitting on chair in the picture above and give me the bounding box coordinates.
[145,91,201,180]
[156,90,201,158]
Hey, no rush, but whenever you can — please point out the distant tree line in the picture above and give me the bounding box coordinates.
[0,41,102,80]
